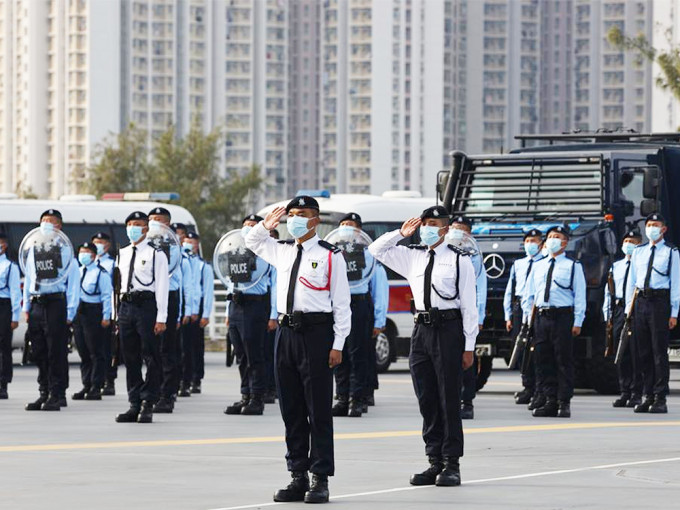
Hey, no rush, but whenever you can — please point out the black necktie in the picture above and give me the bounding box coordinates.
[424,250,435,310]
[644,245,655,292]
[543,258,555,303]
[126,246,137,293]
[622,261,630,299]
[526,259,534,283]
[286,244,303,314]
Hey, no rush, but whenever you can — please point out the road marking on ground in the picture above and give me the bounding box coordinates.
[0,421,678,453]
[208,456,680,510]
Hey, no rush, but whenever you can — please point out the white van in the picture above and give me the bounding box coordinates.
[258,191,435,371]
[0,197,198,349]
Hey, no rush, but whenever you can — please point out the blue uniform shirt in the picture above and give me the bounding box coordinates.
[602,258,632,322]
[472,252,487,323]
[0,254,22,322]
[177,256,194,318]
[522,253,587,328]
[96,253,115,276]
[503,253,544,321]
[79,263,113,320]
[193,257,214,319]
[626,240,680,317]
[369,262,388,329]
[349,249,377,295]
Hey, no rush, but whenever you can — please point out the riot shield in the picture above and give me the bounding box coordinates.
[325,227,376,290]
[213,229,270,291]
[146,223,181,276]
[19,227,74,287]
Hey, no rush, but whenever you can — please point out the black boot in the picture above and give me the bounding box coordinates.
[304,474,329,504]
[241,395,265,415]
[514,389,532,405]
[224,395,249,415]
[366,392,375,406]
[649,395,668,414]
[59,396,68,407]
[612,394,630,408]
[332,396,349,417]
[115,405,140,423]
[626,393,642,408]
[190,381,201,394]
[348,399,363,417]
[410,456,444,486]
[460,401,474,420]
[85,388,102,400]
[153,397,174,413]
[532,397,558,417]
[527,393,546,411]
[72,388,89,400]
[264,391,276,404]
[101,382,115,396]
[361,397,369,414]
[273,471,309,502]
[435,457,461,487]
[25,394,48,411]
[41,394,62,411]
[137,401,153,423]
[557,400,571,418]
[0,383,7,399]
[178,381,191,397]
[634,396,654,413]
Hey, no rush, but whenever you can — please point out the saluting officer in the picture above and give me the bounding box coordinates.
[603,229,643,408]
[522,225,586,418]
[369,206,478,488]
[91,231,117,395]
[245,196,351,504]
[115,211,169,424]
[72,243,112,401]
[503,229,544,407]
[626,213,679,414]
[0,232,21,399]
[24,209,80,411]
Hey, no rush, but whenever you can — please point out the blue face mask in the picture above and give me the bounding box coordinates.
[524,242,540,257]
[182,242,193,254]
[241,226,253,239]
[78,253,93,266]
[420,226,443,246]
[127,225,144,243]
[449,228,465,240]
[545,237,564,255]
[646,226,662,242]
[94,243,106,255]
[287,216,311,239]
[622,242,636,256]
[337,225,355,240]
[40,222,55,236]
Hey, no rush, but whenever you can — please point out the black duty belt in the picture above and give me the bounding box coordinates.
[169,289,180,298]
[121,291,155,304]
[278,312,334,332]
[228,292,269,305]
[0,298,10,304]
[538,306,573,317]
[30,292,66,304]
[79,301,103,309]
[638,288,670,299]
[414,308,462,326]
[351,293,371,303]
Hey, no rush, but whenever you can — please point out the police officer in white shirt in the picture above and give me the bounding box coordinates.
[369,205,478,488]
[245,196,351,505]
[114,211,169,424]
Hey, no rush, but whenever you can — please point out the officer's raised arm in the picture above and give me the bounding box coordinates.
[244,206,287,264]
[367,217,422,277]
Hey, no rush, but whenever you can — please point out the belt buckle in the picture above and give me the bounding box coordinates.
[422,312,432,325]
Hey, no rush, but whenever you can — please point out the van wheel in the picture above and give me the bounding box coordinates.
[476,356,493,391]
[375,332,392,373]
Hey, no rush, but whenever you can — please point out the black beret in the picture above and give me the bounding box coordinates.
[450,215,472,227]
[420,206,449,221]
[646,212,665,224]
[286,195,320,212]
[125,211,148,224]
[40,209,62,221]
[148,207,171,218]
[171,222,187,232]
[186,231,200,240]
[523,229,543,241]
[546,225,570,238]
[623,229,642,240]
[92,231,110,242]
[339,212,362,227]
[79,242,97,254]
[243,214,264,223]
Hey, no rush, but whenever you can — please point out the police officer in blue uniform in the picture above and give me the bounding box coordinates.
[523,225,586,418]
[72,242,112,401]
[173,222,197,398]
[365,259,389,408]
[370,206,478,488]
[626,213,679,414]
[503,229,544,406]
[0,232,21,399]
[224,214,278,416]
[24,209,81,411]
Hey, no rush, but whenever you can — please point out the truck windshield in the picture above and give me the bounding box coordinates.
[454,155,604,219]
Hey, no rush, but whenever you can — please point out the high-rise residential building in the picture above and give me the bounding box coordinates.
[650,0,680,132]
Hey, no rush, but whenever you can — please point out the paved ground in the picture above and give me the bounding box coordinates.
[2,352,680,510]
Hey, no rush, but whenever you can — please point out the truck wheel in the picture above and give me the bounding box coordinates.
[375,332,392,373]
[476,356,493,391]
[587,354,620,395]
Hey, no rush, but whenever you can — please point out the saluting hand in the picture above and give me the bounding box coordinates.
[264,206,287,231]
[328,349,342,368]
[399,217,422,238]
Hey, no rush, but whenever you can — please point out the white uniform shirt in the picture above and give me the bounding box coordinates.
[245,222,351,351]
[368,230,479,350]
[117,237,169,323]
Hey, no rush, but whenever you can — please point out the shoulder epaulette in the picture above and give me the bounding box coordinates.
[447,244,471,256]
[407,244,427,250]
[667,242,677,250]
[318,240,342,253]
[277,239,295,245]
[637,242,649,249]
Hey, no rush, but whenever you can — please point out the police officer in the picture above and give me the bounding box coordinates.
[147,207,194,414]
[450,216,486,420]
[224,214,277,416]
[603,229,643,408]
[365,258,388,408]
[246,196,351,504]
[72,242,112,401]
[626,213,679,414]
[369,206,478,487]
[503,229,544,406]
[0,232,21,399]
[523,225,586,418]
[24,209,80,411]
[183,231,214,394]
[115,211,169,424]
[92,231,117,395]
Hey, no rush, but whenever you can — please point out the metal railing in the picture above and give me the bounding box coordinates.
[207,279,229,342]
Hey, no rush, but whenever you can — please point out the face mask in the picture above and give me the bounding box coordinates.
[182,242,193,254]
[127,225,144,243]
[287,216,311,239]
[524,242,539,257]
[622,242,636,256]
[420,226,443,246]
[545,237,563,255]
[40,222,55,236]
[241,226,253,239]
[78,253,93,266]
[646,226,662,242]
[337,225,355,240]
[449,228,465,240]
[148,220,163,232]
[94,243,106,255]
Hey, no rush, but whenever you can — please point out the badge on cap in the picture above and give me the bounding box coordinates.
[433,210,439,217]
[299,198,306,206]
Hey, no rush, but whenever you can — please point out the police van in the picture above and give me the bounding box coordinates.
[437,131,680,393]
[258,190,435,371]
[0,194,198,348]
